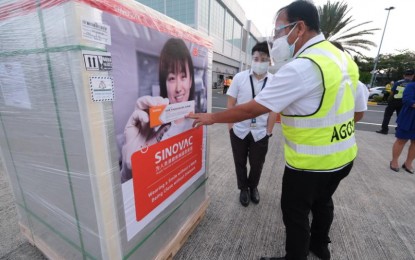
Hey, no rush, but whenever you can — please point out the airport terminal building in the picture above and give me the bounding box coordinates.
[136,0,265,88]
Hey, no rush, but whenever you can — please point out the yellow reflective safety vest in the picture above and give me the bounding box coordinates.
[394,86,404,98]
[281,41,359,171]
[393,80,410,99]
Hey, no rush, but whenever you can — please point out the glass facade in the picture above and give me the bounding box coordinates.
[137,0,165,13]
[233,22,242,48]
[247,36,256,54]
[166,0,195,26]
[245,35,257,64]
[137,0,195,26]
[199,0,210,30]
[210,0,225,37]
[224,11,233,44]
[135,0,262,71]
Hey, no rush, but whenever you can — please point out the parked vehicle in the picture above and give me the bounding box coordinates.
[368,86,386,99]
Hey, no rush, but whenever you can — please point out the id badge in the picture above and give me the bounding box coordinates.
[250,118,257,128]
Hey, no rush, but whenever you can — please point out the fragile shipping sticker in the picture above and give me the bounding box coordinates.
[89,76,114,102]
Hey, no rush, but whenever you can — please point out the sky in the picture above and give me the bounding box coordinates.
[236,0,414,58]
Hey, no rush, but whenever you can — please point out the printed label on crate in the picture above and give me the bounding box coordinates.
[89,76,114,102]
[81,19,111,45]
[149,100,194,128]
[0,62,31,109]
[131,127,203,221]
[82,51,112,71]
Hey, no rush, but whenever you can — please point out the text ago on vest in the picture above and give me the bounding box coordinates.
[331,120,354,142]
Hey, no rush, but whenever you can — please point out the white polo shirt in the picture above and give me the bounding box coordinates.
[227,69,272,141]
[356,81,369,112]
[255,34,368,116]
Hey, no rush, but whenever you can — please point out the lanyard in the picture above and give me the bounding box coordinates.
[249,75,268,126]
[249,75,268,98]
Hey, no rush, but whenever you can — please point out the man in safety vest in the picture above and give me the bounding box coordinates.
[188,1,367,259]
[376,69,415,135]
[382,80,394,103]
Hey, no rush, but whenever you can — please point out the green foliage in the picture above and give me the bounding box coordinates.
[318,1,380,56]
[358,50,415,85]
[317,1,414,85]
[359,71,372,84]
[373,96,384,103]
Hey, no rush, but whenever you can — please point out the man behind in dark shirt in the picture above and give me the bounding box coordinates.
[376,69,415,135]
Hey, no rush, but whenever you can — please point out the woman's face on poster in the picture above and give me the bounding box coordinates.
[166,61,192,103]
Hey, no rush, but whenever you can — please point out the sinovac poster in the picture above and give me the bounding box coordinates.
[102,7,209,241]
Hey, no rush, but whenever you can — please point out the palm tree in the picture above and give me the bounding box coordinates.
[318,1,380,56]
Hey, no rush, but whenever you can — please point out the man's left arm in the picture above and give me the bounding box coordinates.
[354,112,364,122]
[354,81,368,122]
[266,112,278,135]
[227,96,237,130]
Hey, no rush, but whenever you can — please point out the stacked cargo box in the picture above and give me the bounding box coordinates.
[0,0,211,259]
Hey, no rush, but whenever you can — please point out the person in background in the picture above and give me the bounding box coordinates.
[376,69,415,134]
[390,78,415,174]
[188,1,367,259]
[227,41,277,207]
[223,76,232,94]
[382,80,394,103]
[120,38,196,183]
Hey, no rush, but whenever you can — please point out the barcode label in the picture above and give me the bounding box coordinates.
[81,19,111,45]
[83,20,107,31]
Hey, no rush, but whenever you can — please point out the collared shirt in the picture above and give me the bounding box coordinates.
[255,33,367,171]
[356,81,369,112]
[255,33,367,116]
[227,69,272,141]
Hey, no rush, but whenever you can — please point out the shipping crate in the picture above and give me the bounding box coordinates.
[0,0,211,259]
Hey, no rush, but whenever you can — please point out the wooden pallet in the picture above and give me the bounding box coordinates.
[20,197,209,260]
[20,223,64,260]
[156,198,209,260]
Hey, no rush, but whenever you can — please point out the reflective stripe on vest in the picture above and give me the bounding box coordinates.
[394,86,405,98]
[281,41,359,170]
[282,109,355,128]
[285,135,356,155]
[394,81,409,98]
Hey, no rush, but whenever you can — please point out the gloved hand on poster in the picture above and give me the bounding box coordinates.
[121,95,170,171]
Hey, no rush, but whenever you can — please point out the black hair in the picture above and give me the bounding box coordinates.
[280,0,320,33]
[251,41,270,56]
[159,38,195,100]
[404,69,415,76]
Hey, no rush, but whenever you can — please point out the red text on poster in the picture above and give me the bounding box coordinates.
[131,127,203,220]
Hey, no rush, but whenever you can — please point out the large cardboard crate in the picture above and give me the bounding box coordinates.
[0,0,211,259]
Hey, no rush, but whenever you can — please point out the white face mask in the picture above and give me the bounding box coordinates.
[251,61,269,76]
[270,23,299,72]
